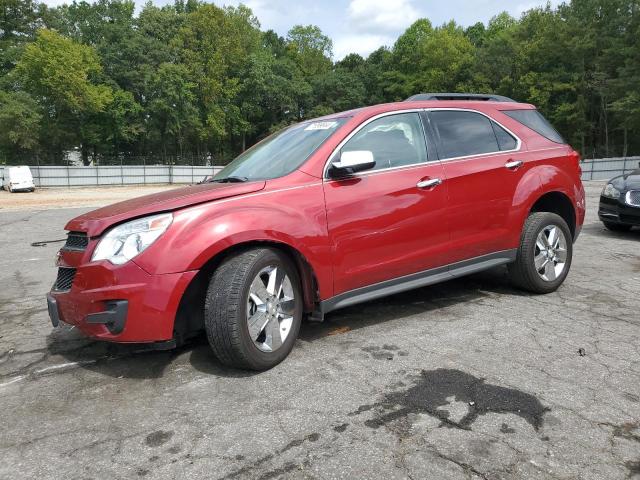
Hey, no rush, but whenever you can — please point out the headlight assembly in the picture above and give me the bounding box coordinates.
[602,183,621,199]
[92,213,173,265]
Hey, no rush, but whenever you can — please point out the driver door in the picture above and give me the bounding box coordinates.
[323,111,450,296]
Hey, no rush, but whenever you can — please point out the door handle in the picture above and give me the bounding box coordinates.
[417,178,442,189]
[505,160,523,170]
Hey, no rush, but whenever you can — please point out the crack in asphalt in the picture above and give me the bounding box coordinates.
[217,432,320,480]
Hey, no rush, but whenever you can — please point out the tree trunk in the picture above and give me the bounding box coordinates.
[81,147,90,166]
[601,96,609,157]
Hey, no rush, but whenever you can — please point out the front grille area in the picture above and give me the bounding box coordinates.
[64,232,89,250]
[54,267,76,291]
[626,190,640,207]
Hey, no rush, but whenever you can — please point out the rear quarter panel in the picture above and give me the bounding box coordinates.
[509,145,585,242]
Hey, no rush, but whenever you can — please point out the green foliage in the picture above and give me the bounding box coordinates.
[0,90,41,158]
[17,29,112,113]
[286,25,333,78]
[0,0,639,164]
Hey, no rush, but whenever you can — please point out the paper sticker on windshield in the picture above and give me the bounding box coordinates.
[305,121,338,131]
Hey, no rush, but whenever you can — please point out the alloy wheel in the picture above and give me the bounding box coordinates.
[534,225,568,282]
[246,265,295,352]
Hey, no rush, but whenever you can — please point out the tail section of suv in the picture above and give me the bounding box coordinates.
[47,95,585,370]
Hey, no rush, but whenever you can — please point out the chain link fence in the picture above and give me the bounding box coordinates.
[0,164,223,187]
[580,157,640,181]
[2,157,639,188]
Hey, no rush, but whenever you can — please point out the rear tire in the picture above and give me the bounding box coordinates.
[508,212,573,294]
[603,221,632,232]
[204,247,303,370]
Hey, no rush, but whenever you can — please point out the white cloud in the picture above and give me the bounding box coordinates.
[333,33,394,59]
[347,0,422,34]
[40,0,70,5]
[330,0,424,58]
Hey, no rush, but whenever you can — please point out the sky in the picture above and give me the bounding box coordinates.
[40,0,563,59]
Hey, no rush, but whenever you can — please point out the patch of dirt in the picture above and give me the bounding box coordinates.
[0,185,179,211]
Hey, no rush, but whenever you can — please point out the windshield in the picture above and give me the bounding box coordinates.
[213,118,347,181]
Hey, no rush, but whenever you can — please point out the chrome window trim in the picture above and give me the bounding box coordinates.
[425,108,522,163]
[323,109,429,179]
[323,108,523,179]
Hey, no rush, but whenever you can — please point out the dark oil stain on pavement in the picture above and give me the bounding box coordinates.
[333,423,349,432]
[145,430,174,447]
[362,344,409,360]
[355,369,549,432]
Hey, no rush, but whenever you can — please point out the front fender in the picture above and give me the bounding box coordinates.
[133,183,334,299]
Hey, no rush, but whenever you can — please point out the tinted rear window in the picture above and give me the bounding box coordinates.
[503,109,565,144]
[431,111,499,159]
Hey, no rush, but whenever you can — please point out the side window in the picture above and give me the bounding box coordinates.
[431,111,500,159]
[492,121,517,151]
[340,113,427,171]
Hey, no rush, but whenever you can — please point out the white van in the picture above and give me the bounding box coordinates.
[2,166,35,192]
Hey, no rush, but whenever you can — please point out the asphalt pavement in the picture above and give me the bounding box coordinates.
[0,181,639,479]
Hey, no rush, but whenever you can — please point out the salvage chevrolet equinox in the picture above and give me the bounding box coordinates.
[47,93,585,370]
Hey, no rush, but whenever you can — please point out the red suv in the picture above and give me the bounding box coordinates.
[47,93,585,370]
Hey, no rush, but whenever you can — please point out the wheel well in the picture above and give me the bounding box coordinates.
[529,192,576,239]
[173,241,319,344]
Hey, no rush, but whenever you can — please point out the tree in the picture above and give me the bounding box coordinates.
[0,90,41,161]
[177,4,261,157]
[16,28,113,161]
[311,67,366,115]
[393,19,433,73]
[146,62,200,159]
[286,25,333,78]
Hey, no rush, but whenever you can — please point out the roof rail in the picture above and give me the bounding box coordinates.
[406,93,516,102]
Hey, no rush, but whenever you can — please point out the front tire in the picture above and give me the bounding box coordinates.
[204,247,303,370]
[508,212,573,294]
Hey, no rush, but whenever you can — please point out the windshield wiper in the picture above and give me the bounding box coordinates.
[208,176,249,183]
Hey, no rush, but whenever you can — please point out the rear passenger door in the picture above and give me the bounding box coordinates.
[427,109,528,263]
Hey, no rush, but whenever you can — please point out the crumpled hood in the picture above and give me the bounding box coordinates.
[66,181,266,236]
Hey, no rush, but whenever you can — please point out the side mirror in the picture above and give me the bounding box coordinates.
[329,150,375,178]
